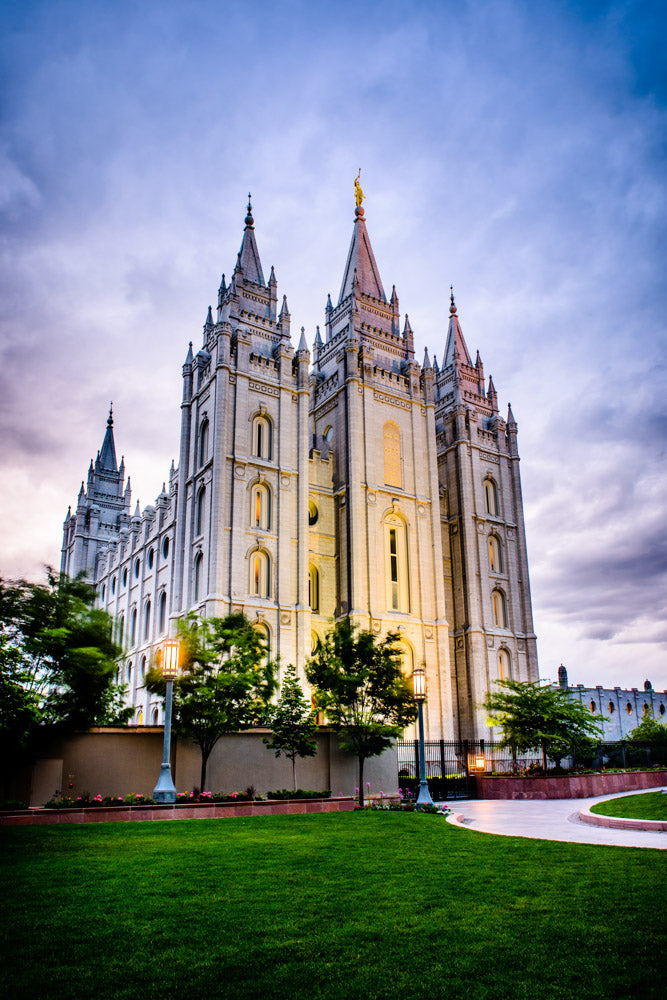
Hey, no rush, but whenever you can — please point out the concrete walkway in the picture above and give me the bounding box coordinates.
[447,787,667,849]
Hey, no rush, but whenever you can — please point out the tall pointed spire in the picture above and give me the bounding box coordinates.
[443,287,472,368]
[99,404,118,472]
[236,194,265,286]
[337,191,386,304]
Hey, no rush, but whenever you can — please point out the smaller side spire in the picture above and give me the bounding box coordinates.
[185,341,193,365]
[204,306,214,333]
[423,347,431,370]
[297,326,308,352]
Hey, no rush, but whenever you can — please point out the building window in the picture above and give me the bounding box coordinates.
[309,565,319,612]
[383,421,402,488]
[660,704,665,716]
[308,500,318,526]
[252,413,272,460]
[143,600,151,641]
[254,622,270,666]
[626,702,633,714]
[608,701,615,714]
[122,568,127,587]
[251,482,271,530]
[140,655,147,682]
[196,486,206,536]
[130,608,137,645]
[101,584,106,601]
[249,549,270,598]
[127,661,132,686]
[147,547,154,570]
[193,552,204,602]
[134,558,141,579]
[117,614,124,645]
[158,591,167,634]
[492,589,507,628]
[162,536,170,559]
[484,478,499,517]
[199,417,209,468]
[498,648,511,680]
[384,513,410,613]
[489,535,503,573]
[111,576,116,595]
[152,707,159,725]
[590,700,597,713]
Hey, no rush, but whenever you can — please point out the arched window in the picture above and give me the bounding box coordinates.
[147,548,154,570]
[158,591,167,634]
[196,485,206,536]
[492,589,507,628]
[199,418,209,468]
[383,421,402,488]
[117,614,124,645]
[111,576,116,595]
[249,549,270,598]
[152,706,159,725]
[590,700,597,713]
[134,558,141,579]
[140,655,147,682]
[143,600,151,641]
[162,536,170,559]
[122,568,128,587]
[126,660,133,686]
[193,552,204,602]
[484,478,499,517]
[130,607,137,645]
[489,535,503,573]
[384,512,410,613]
[252,413,272,460]
[309,565,319,612]
[626,702,633,715]
[251,482,271,530]
[101,584,106,601]
[498,648,511,680]
[254,622,270,666]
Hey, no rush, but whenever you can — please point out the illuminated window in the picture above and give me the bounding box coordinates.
[309,565,320,612]
[608,702,615,714]
[492,589,507,628]
[199,418,209,467]
[385,513,410,613]
[484,478,499,517]
[498,648,511,680]
[196,486,206,535]
[383,421,402,488]
[251,482,271,530]
[489,535,503,573]
[590,700,597,712]
[193,552,204,602]
[143,600,151,641]
[626,702,633,715]
[249,549,270,598]
[308,500,318,526]
[252,414,272,460]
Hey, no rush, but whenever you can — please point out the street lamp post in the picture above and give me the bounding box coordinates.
[412,666,434,810]
[153,638,180,803]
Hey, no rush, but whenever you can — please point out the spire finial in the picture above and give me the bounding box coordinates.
[449,286,457,315]
[107,402,113,426]
[245,193,254,228]
[354,168,365,218]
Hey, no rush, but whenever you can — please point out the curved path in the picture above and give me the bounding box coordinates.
[447,787,667,849]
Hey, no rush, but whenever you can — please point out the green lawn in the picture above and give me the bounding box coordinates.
[1,812,665,1000]
[590,790,667,820]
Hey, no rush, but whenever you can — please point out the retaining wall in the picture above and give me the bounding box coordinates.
[476,770,667,800]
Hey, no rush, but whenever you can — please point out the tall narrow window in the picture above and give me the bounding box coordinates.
[489,535,503,573]
[158,591,167,634]
[498,648,511,680]
[196,485,206,535]
[492,589,508,628]
[251,482,271,530]
[384,513,410,613]
[143,600,151,641]
[130,608,137,646]
[252,414,272,460]
[249,549,270,598]
[193,552,204,602]
[309,565,319,612]
[383,421,402,488]
[199,418,209,468]
[485,478,499,517]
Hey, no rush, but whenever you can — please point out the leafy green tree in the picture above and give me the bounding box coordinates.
[0,635,42,798]
[263,664,318,791]
[482,679,603,771]
[306,620,417,806]
[627,707,667,743]
[147,612,276,790]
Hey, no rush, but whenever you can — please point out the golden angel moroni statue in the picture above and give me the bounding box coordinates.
[354,169,364,207]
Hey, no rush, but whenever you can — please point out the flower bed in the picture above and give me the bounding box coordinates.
[477,769,667,800]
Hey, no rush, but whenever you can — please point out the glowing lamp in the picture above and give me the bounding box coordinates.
[162,639,180,679]
[474,754,486,771]
[412,667,426,702]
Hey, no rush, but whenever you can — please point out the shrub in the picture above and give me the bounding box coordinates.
[266,789,331,800]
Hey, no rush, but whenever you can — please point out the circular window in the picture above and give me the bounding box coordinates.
[308,501,319,526]
[162,537,170,559]
[111,576,116,595]
[134,558,141,579]
[122,568,128,587]
[148,548,154,570]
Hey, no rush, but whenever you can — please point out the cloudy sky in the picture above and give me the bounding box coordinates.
[1,0,665,690]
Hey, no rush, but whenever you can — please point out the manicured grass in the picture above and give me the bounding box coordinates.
[590,790,667,820]
[1,813,665,1000]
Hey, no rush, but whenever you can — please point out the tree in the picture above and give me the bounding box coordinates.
[306,620,417,806]
[0,570,129,796]
[147,612,276,790]
[263,664,318,791]
[482,679,603,771]
[627,707,667,743]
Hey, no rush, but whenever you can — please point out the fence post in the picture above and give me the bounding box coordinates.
[414,739,420,781]
[439,740,445,778]
[621,740,627,769]
[462,739,469,778]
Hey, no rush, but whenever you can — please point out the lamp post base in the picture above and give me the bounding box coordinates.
[416,779,434,810]
[153,764,177,803]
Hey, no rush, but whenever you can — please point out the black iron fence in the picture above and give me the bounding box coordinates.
[397,739,667,801]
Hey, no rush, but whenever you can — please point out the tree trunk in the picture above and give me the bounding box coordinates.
[358,756,365,807]
[292,755,297,792]
[541,742,547,772]
[200,749,211,792]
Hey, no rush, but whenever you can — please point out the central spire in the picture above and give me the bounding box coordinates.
[236,194,265,286]
[98,403,118,472]
[337,178,386,304]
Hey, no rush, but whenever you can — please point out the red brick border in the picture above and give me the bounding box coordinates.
[476,770,667,800]
[0,797,355,827]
